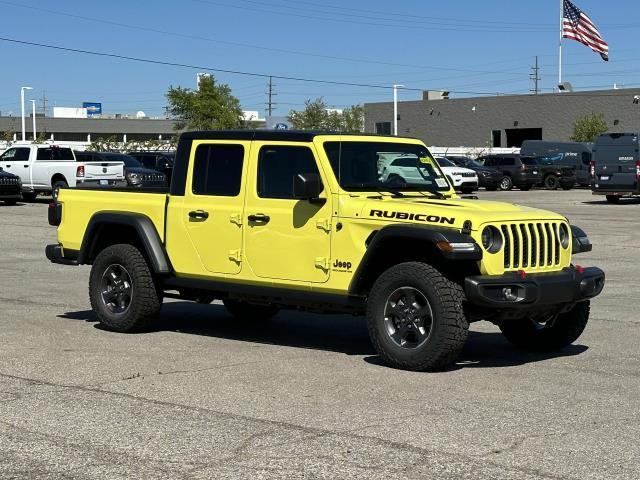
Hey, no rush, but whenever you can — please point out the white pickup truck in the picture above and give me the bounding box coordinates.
[0,144,124,200]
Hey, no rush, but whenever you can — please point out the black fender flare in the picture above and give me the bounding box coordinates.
[349,224,481,294]
[570,225,592,254]
[78,212,171,273]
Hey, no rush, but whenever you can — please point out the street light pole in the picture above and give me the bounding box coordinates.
[20,86,33,142]
[30,100,37,141]
[393,84,404,136]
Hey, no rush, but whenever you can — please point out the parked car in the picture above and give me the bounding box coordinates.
[129,151,175,182]
[0,144,124,200]
[591,132,640,203]
[444,156,503,191]
[0,167,22,205]
[75,151,167,188]
[477,154,540,191]
[520,140,592,187]
[525,156,576,190]
[434,157,479,193]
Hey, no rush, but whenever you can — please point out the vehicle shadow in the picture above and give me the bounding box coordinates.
[582,198,640,205]
[58,302,588,370]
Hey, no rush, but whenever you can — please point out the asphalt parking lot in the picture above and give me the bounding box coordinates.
[0,190,637,479]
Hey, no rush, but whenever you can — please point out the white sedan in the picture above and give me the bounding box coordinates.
[435,157,479,194]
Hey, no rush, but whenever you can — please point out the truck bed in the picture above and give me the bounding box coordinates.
[57,188,168,252]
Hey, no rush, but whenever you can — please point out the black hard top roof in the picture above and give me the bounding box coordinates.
[179,130,401,142]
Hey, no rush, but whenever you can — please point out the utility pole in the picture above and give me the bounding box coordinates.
[39,90,48,116]
[530,56,541,95]
[266,76,276,117]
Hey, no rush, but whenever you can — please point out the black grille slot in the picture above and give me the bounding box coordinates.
[528,224,537,267]
[510,224,520,268]
[519,224,529,268]
[553,223,560,264]
[544,223,553,265]
[501,225,511,268]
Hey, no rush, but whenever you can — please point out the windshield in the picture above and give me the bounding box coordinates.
[324,141,450,193]
[436,157,455,167]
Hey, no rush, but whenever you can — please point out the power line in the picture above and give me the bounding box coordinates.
[0,0,549,75]
[0,35,501,96]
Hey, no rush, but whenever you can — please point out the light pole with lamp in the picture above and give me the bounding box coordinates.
[30,100,37,141]
[393,84,404,136]
[20,86,33,142]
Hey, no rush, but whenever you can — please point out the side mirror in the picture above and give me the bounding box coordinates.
[293,173,323,200]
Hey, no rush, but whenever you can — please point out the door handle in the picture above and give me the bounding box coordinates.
[23,164,29,168]
[188,210,209,220]
[247,213,270,224]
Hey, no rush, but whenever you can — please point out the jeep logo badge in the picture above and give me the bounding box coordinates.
[102,168,107,173]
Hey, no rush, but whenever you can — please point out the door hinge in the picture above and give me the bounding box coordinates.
[229,213,242,226]
[316,218,332,232]
[228,250,242,262]
[315,257,330,270]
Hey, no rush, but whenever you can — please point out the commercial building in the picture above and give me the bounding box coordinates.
[364,88,640,147]
[0,115,177,142]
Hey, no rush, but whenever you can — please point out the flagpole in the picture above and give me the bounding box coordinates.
[559,0,563,85]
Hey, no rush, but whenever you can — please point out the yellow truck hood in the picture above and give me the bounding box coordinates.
[347,195,566,231]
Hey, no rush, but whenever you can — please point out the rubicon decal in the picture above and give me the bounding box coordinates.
[369,209,455,225]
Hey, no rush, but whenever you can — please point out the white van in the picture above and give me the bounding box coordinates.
[0,144,124,200]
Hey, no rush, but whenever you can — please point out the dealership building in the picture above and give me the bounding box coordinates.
[364,88,640,147]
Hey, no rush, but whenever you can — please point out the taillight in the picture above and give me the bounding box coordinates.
[76,165,85,177]
[590,160,595,177]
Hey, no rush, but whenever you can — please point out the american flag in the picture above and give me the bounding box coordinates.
[562,0,609,61]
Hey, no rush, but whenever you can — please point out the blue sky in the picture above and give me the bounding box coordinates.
[0,0,636,118]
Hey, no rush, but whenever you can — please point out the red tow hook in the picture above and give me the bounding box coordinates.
[576,265,585,274]
[517,269,526,279]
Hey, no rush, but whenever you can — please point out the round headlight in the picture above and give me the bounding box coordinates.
[481,226,503,254]
[558,224,570,249]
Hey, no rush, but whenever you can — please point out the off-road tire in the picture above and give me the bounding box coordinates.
[499,301,590,351]
[499,176,513,191]
[89,244,161,332]
[223,299,280,321]
[544,175,559,190]
[52,180,68,201]
[606,195,620,204]
[22,192,37,202]
[366,262,469,371]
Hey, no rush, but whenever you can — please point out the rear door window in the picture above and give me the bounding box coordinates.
[192,144,244,196]
[37,147,74,160]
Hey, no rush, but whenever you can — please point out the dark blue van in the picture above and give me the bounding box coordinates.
[520,140,592,186]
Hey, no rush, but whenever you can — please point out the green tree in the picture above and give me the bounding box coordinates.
[288,98,364,132]
[570,113,608,142]
[166,76,243,131]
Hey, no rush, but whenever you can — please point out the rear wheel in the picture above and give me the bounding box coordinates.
[366,262,468,371]
[499,302,590,351]
[89,244,161,332]
[606,195,620,204]
[499,176,513,191]
[52,180,68,200]
[544,175,559,190]
[223,299,280,321]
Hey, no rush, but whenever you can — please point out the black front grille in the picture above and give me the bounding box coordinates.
[499,221,563,271]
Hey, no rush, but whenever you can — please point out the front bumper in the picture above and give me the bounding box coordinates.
[464,266,605,309]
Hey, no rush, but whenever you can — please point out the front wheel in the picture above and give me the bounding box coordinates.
[499,301,590,351]
[89,244,161,332]
[499,176,513,191]
[366,262,469,371]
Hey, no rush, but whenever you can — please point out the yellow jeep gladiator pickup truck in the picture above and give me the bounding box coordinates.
[46,131,605,371]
